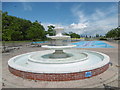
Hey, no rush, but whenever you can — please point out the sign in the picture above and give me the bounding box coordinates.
[85,71,92,77]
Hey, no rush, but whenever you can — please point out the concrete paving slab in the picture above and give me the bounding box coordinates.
[2,41,119,88]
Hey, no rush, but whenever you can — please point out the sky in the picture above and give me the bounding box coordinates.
[2,2,118,36]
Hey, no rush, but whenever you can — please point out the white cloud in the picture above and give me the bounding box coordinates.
[67,4,118,36]
[41,23,63,31]
[71,4,88,23]
[69,23,87,29]
[42,4,117,36]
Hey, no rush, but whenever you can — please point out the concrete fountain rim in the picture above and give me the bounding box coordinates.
[42,45,76,49]
[8,50,110,74]
[28,52,89,64]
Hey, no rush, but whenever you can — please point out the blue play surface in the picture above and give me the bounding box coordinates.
[72,41,115,48]
[32,41,48,44]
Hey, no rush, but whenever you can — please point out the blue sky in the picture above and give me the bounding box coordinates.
[2,2,118,36]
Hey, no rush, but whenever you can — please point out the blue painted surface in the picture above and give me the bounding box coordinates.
[72,41,115,48]
[32,41,48,44]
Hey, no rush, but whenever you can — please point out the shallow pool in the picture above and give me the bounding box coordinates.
[72,41,115,48]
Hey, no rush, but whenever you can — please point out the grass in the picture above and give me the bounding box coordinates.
[1,40,48,45]
[2,40,33,43]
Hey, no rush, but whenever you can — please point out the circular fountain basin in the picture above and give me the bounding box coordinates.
[28,51,88,64]
[8,50,110,81]
[47,35,70,39]
[42,45,76,50]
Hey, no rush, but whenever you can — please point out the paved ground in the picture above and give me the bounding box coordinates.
[1,41,119,88]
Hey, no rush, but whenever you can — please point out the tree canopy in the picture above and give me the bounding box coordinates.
[47,25,55,36]
[2,12,46,41]
[26,21,46,40]
[63,32,80,38]
[106,27,120,39]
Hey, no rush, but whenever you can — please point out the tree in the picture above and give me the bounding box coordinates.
[47,25,55,36]
[96,34,99,38]
[2,11,46,41]
[85,35,88,38]
[63,32,69,36]
[106,28,120,39]
[63,32,80,38]
[11,31,23,41]
[26,21,46,40]
[89,36,92,38]
[70,32,80,38]
[2,29,13,41]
